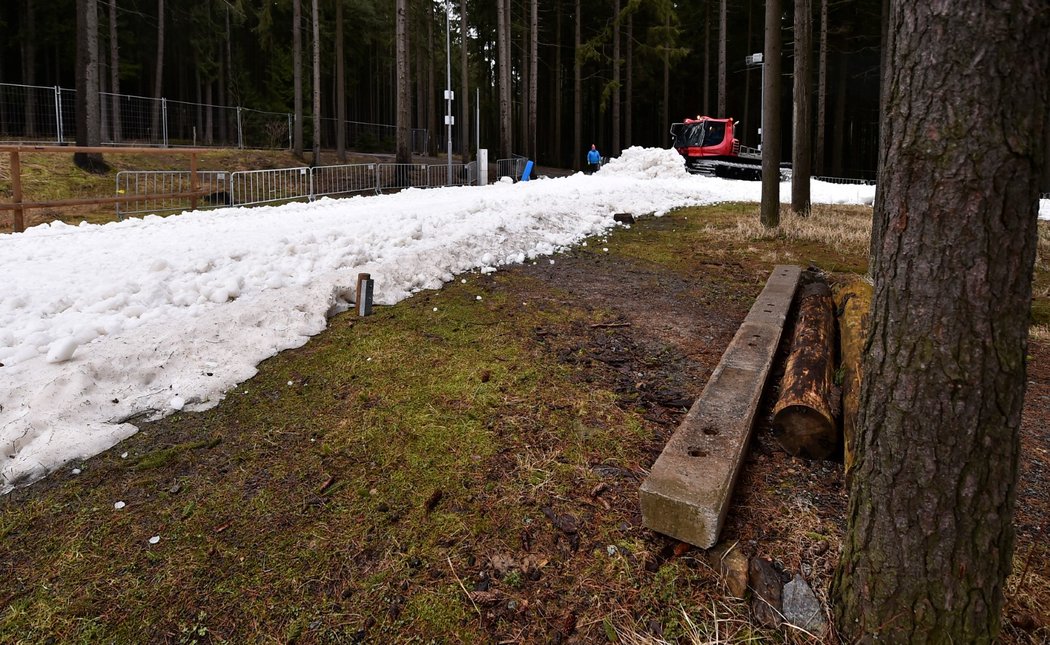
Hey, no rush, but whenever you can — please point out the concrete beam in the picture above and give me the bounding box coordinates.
[640,265,802,548]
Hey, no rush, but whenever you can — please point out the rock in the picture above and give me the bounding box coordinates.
[782,574,827,635]
[749,557,784,627]
[613,213,635,224]
[707,543,749,599]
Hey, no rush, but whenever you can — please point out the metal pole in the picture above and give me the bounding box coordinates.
[162,98,169,147]
[476,87,480,160]
[288,114,293,150]
[446,1,453,186]
[759,63,765,151]
[54,87,64,145]
[237,107,244,149]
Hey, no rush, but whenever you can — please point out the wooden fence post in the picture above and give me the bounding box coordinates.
[11,150,24,233]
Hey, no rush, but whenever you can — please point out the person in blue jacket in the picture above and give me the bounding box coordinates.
[586,144,601,173]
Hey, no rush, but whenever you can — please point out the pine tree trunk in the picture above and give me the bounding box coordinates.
[425,6,435,156]
[497,0,513,159]
[519,10,528,157]
[75,0,103,168]
[703,0,710,116]
[573,0,582,170]
[151,0,164,142]
[108,0,120,143]
[554,0,563,165]
[335,0,345,162]
[760,0,781,228]
[293,0,303,157]
[718,0,726,116]
[661,13,669,139]
[529,0,538,160]
[22,0,37,137]
[815,0,826,176]
[625,11,632,149]
[833,3,1049,642]
[791,0,812,216]
[611,0,621,156]
[395,0,411,163]
[204,80,213,144]
[311,0,320,163]
[459,0,470,161]
[831,54,846,176]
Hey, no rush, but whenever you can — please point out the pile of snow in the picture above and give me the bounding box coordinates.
[0,149,880,493]
[598,146,690,180]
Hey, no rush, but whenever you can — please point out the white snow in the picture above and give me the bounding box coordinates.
[1,146,883,493]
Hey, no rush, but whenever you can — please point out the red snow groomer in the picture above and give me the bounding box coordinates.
[670,115,764,180]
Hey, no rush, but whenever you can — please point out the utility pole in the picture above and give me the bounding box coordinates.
[445,1,454,185]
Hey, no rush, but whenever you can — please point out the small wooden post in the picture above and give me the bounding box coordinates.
[11,150,24,233]
[189,152,199,211]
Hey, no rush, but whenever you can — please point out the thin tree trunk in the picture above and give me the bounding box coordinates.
[108,0,120,142]
[815,0,827,175]
[831,54,846,175]
[625,9,632,148]
[529,0,538,160]
[718,0,726,116]
[75,0,103,168]
[574,0,582,170]
[22,0,37,137]
[759,0,781,227]
[520,7,529,157]
[703,0,710,116]
[336,0,345,161]
[742,0,752,144]
[293,0,303,156]
[395,0,412,163]
[554,0,563,165]
[204,80,213,144]
[611,0,621,156]
[834,4,1049,641]
[151,0,164,143]
[497,0,513,158]
[791,0,812,215]
[662,12,669,140]
[311,0,320,163]
[459,0,470,161]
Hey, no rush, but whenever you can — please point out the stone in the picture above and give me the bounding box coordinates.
[707,542,749,599]
[749,557,784,628]
[782,574,827,635]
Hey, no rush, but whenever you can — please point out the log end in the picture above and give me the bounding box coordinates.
[772,405,838,459]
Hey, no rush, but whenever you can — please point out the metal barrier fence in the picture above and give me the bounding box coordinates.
[376,163,429,193]
[496,156,528,182]
[1,82,427,154]
[230,167,313,207]
[813,176,878,185]
[115,170,229,219]
[313,163,378,198]
[427,163,472,188]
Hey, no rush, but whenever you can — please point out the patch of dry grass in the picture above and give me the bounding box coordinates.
[701,204,873,257]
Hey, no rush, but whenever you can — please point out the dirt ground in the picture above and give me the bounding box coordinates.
[487,215,1049,643]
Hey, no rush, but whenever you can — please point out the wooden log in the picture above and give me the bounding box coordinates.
[772,281,838,458]
[834,277,873,476]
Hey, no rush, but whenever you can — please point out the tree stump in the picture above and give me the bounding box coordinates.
[834,277,873,476]
[772,281,838,458]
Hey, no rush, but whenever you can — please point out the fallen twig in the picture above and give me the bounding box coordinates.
[447,556,482,619]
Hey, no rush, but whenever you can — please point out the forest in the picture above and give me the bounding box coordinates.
[0,0,883,175]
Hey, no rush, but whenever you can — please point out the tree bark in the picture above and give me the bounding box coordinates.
[459,0,470,161]
[75,0,104,169]
[815,0,827,175]
[625,9,632,149]
[830,53,846,176]
[573,0,582,170]
[718,0,727,116]
[791,0,812,215]
[703,0,710,117]
[497,0,513,159]
[661,12,669,139]
[108,0,120,143]
[311,0,320,164]
[833,3,1050,642]
[611,0,621,156]
[22,0,38,137]
[554,0,563,165]
[529,0,538,160]
[150,0,164,143]
[772,282,837,459]
[395,0,412,164]
[833,277,872,478]
[335,0,345,162]
[293,0,303,157]
[760,0,781,228]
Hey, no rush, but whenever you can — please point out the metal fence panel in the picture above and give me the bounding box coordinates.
[376,163,428,192]
[465,161,478,186]
[115,170,229,219]
[230,167,312,207]
[496,157,527,182]
[101,92,164,145]
[813,176,877,186]
[240,108,291,150]
[313,163,377,198]
[426,164,470,188]
[0,83,63,142]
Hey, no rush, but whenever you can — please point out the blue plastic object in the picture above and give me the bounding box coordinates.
[521,160,534,182]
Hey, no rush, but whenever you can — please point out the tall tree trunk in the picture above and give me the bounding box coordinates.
[519,8,529,157]
[293,0,303,156]
[611,0,621,156]
[107,0,120,143]
[718,0,726,116]
[150,0,164,143]
[791,0,812,215]
[573,0,582,170]
[335,0,346,161]
[742,0,752,144]
[75,0,104,168]
[395,0,412,163]
[625,10,632,148]
[815,0,827,175]
[424,7,433,154]
[703,0,710,116]
[661,12,669,140]
[22,0,37,137]
[311,0,320,163]
[759,0,781,227]
[554,0,563,165]
[831,54,847,175]
[459,0,471,161]
[529,0,538,160]
[833,3,1049,642]
[497,0,513,158]
[204,80,213,144]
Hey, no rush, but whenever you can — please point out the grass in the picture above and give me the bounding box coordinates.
[1,193,1048,642]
